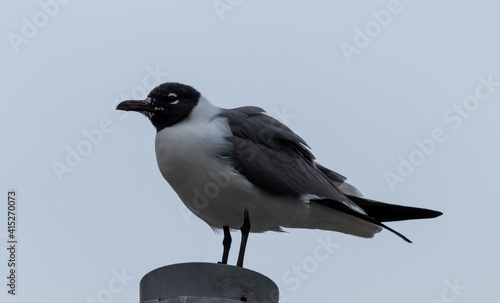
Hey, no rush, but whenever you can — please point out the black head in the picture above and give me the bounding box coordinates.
[116,82,201,132]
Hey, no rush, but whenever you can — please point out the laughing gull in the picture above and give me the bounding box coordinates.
[117,82,442,267]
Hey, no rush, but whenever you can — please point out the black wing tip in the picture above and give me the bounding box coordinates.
[399,208,443,221]
[346,195,444,222]
[403,236,413,244]
[429,210,444,218]
[403,208,443,221]
[375,220,413,243]
[379,209,443,244]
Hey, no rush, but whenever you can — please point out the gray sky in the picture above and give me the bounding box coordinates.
[1,1,499,302]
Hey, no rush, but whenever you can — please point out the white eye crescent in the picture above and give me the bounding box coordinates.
[168,92,179,104]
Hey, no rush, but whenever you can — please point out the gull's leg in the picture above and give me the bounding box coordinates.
[236,209,251,267]
[220,225,231,264]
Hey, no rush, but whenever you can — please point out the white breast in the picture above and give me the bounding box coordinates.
[154,97,256,227]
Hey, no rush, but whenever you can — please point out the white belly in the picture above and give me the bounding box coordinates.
[154,115,292,232]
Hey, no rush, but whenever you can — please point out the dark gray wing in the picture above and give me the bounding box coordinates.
[316,163,364,197]
[218,107,417,243]
[218,107,353,203]
[315,163,346,183]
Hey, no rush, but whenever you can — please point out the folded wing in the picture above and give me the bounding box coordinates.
[217,107,442,242]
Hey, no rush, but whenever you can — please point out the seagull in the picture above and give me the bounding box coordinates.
[117,82,442,267]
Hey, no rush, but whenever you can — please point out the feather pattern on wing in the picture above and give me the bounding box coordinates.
[217,107,366,213]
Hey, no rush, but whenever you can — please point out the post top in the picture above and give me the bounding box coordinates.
[140,262,279,303]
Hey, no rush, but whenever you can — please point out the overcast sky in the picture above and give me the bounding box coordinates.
[1,1,500,302]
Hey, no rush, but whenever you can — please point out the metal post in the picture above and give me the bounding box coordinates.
[140,262,279,303]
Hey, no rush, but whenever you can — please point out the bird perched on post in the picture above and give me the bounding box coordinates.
[117,82,442,267]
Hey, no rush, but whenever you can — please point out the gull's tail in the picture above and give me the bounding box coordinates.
[312,196,442,243]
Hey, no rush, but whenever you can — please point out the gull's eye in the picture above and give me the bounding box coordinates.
[167,92,179,104]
